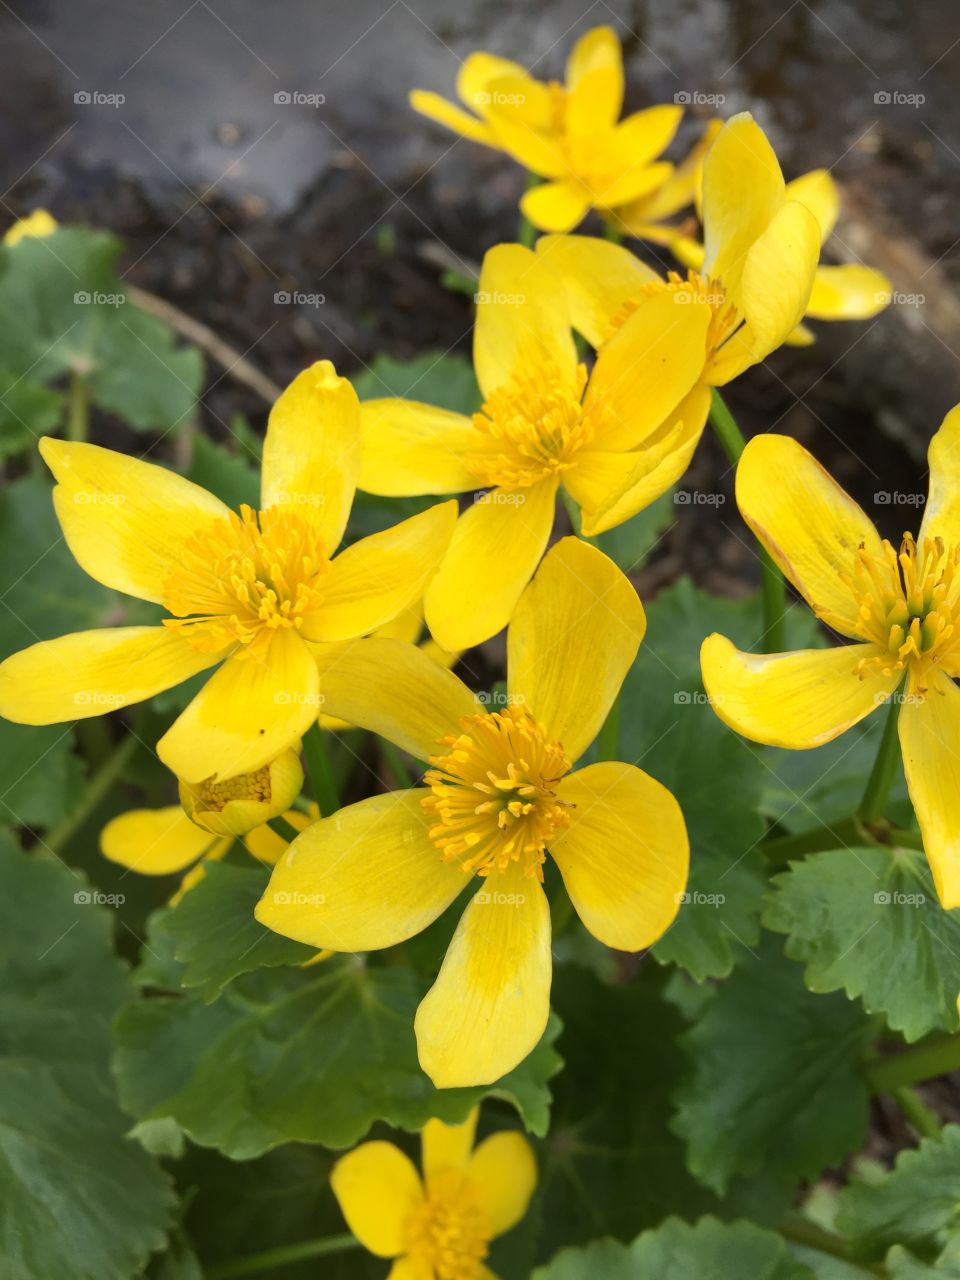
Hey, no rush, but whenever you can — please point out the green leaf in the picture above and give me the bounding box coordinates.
[187,434,259,509]
[113,943,562,1159]
[764,846,960,1041]
[533,1216,813,1279]
[0,373,62,457]
[0,836,173,1279]
[673,936,876,1194]
[351,351,480,413]
[836,1126,960,1259]
[165,861,316,1001]
[886,1239,960,1278]
[0,720,85,829]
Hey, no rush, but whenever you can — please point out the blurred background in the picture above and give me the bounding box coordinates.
[3,0,959,590]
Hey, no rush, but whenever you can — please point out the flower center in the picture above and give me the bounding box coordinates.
[161,504,328,657]
[196,765,271,813]
[468,361,606,489]
[422,705,572,880]
[605,270,740,356]
[849,533,960,681]
[406,1173,491,1280]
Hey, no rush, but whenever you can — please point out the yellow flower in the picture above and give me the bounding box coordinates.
[178,746,303,836]
[257,538,688,1086]
[615,117,722,243]
[331,1107,535,1279]
[537,111,822,386]
[700,405,960,908]
[358,244,712,649]
[410,25,682,233]
[3,209,58,245]
[0,361,456,782]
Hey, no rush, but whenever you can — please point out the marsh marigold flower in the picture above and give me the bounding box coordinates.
[331,1107,535,1278]
[358,244,712,649]
[0,361,456,783]
[257,538,689,1086]
[411,25,682,233]
[700,406,960,908]
[537,112,822,386]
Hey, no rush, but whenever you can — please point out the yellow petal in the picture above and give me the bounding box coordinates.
[702,112,784,288]
[421,1108,478,1183]
[4,209,58,244]
[474,244,577,398]
[468,1130,538,1237]
[565,25,622,97]
[261,360,361,554]
[599,106,682,202]
[456,53,529,113]
[424,478,558,651]
[784,168,839,242]
[179,748,304,837]
[706,324,764,386]
[584,289,710,451]
[157,630,319,783]
[100,805,218,875]
[301,500,457,642]
[409,90,495,146]
[255,789,468,951]
[311,637,479,760]
[38,438,229,604]
[0,626,218,725]
[484,111,566,178]
[805,264,891,320]
[519,180,592,233]
[535,234,658,348]
[388,1257,434,1280]
[784,322,817,347]
[735,200,821,360]
[507,537,645,762]
[618,118,721,227]
[700,635,899,748]
[358,400,479,496]
[331,1141,423,1258]
[244,806,315,867]
[566,65,623,139]
[415,865,551,1088]
[899,667,960,908]
[551,762,687,949]
[920,405,960,547]
[735,433,884,637]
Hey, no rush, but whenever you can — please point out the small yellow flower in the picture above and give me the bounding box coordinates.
[178,746,303,836]
[331,1107,536,1279]
[537,111,823,386]
[0,361,456,783]
[411,25,682,233]
[257,538,688,1086]
[3,209,58,245]
[700,405,960,907]
[358,244,712,649]
[615,117,722,243]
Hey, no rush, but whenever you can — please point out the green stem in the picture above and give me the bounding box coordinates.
[301,724,340,817]
[596,700,621,762]
[380,738,414,788]
[858,687,904,824]
[44,732,138,856]
[66,370,89,442]
[267,815,302,844]
[778,1214,885,1276]
[864,1034,960,1095]
[708,389,786,651]
[891,1085,942,1140]
[517,172,541,248]
[205,1234,362,1279]
[602,218,624,243]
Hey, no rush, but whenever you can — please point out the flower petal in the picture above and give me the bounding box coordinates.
[456,53,529,112]
[535,234,658,349]
[702,112,785,287]
[255,789,468,951]
[260,360,361,554]
[311,637,479,760]
[468,1130,538,1237]
[421,1108,478,1182]
[425,478,557,651]
[735,200,821,360]
[301,500,457,642]
[899,666,960,908]
[100,805,219,875]
[485,112,566,178]
[0,626,219,725]
[157,630,319,783]
[388,1258,434,1280]
[244,807,315,867]
[735,433,884,637]
[331,1141,423,1258]
[519,180,592,234]
[565,25,623,100]
[618,119,722,227]
[805,264,892,321]
[700,635,898,748]
[920,405,960,547]
[38,438,229,603]
[507,537,646,762]
[784,168,839,242]
[415,865,551,1088]
[409,90,495,146]
[474,244,577,398]
[551,762,687,949]
[358,400,479,496]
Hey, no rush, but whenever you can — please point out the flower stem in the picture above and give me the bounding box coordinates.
[778,1214,885,1276]
[380,738,414,788]
[301,724,340,817]
[66,370,89,442]
[864,1033,960,1095]
[266,815,302,844]
[858,688,904,824]
[707,389,786,651]
[596,700,621,761]
[205,1234,362,1278]
[518,172,541,248]
[44,732,138,857]
[891,1085,942,1140]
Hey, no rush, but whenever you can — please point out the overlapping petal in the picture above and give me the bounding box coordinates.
[805,265,891,320]
[100,805,222,875]
[331,1141,423,1258]
[702,112,785,288]
[535,234,658,348]
[358,400,480,496]
[468,1130,538,1236]
[899,666,960,909]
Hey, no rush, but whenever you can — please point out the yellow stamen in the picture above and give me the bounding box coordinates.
[196,765,271,813]
[405,1169,491,1280]
[422,705,573,880]
[161,504,328,657]
[605,269,740,356]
